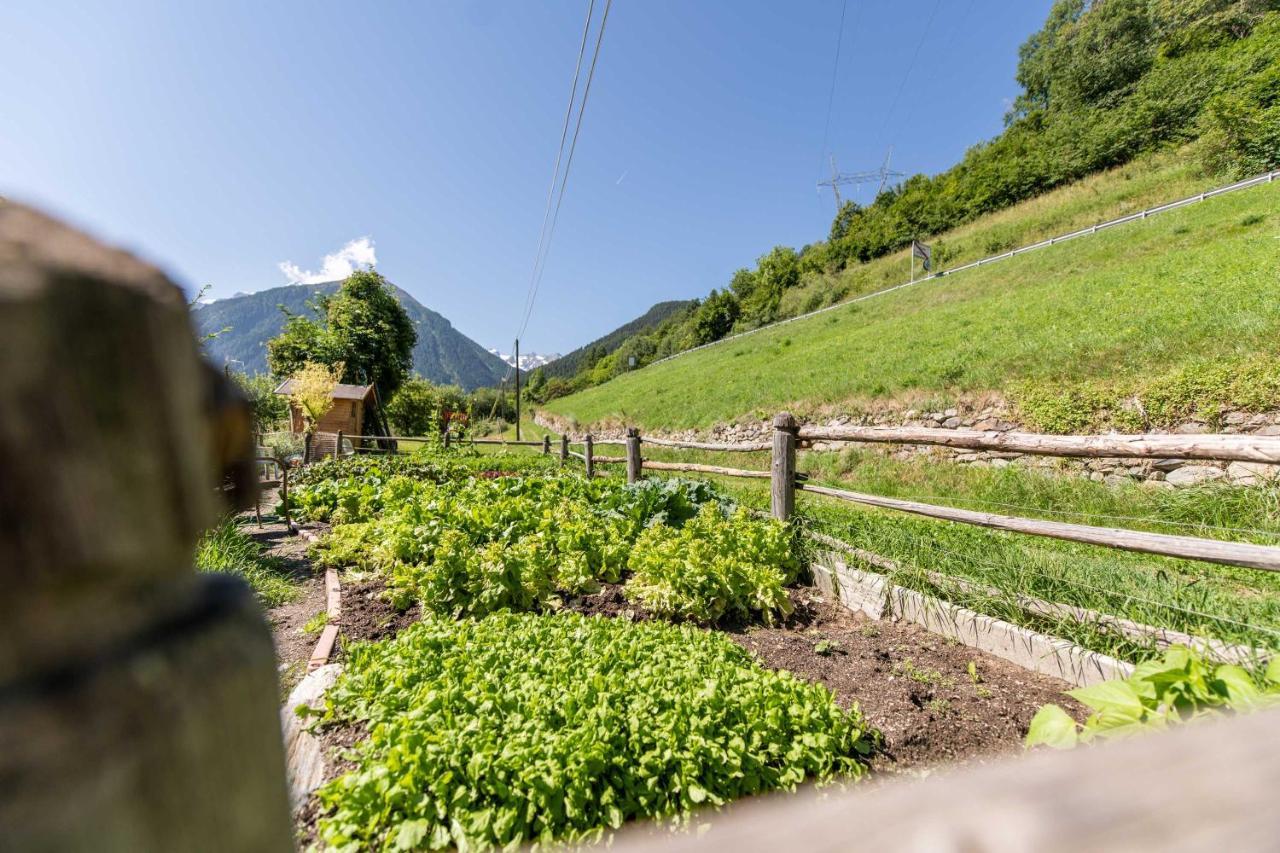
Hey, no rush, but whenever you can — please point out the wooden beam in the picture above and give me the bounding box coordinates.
[799,483,1280,572]
[641,460,771,479]
[640,436,771,452]
[795,424,1280,463]
[771,413,798,521]
[626,428,642,484]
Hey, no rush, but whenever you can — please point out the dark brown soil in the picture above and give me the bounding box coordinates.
[339,578,420,647]
[727,587,1088,774]
[562,582,652,620]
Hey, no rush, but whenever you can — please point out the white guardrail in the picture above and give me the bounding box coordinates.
[647,168,1280,369]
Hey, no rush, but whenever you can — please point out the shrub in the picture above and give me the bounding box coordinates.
[311,613,876,849]
[625,505,799,625]
[1026,645,1280,749]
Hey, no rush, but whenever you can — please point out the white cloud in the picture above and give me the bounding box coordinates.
[279,236,377,284]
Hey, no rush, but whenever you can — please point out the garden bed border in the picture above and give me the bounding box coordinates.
[810,553,1134,687]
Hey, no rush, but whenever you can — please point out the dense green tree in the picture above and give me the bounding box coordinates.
[266,270,416,433]
[691,290,740,345]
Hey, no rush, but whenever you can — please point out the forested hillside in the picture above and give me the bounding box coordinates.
[536,299,694,381]
[193,282,508,390]
[543,0,1280,400]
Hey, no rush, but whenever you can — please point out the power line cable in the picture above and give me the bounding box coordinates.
[871,0,942,158]
[885,0,974,153]
[518,0,613,341]
[815,0,854,183]
[515,0,597,341]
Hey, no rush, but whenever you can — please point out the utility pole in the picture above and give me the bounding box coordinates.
[514,338,521,441]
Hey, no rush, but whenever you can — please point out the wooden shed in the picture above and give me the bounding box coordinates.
[273,379,374,437]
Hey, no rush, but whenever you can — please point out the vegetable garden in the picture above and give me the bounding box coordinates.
[279,446,1278,850]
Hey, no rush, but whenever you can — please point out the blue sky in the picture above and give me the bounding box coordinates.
[1,1,1051,355]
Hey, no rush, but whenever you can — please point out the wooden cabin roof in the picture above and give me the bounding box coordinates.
[273,379,374,401]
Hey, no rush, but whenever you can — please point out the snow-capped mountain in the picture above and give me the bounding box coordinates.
[487,349,561,370]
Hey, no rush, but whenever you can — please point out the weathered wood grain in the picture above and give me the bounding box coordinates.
[796,424,1280,463]
[771,413,797,521]
[799,483,1280,571]
[641,460,771,479]
[640,436,771,452]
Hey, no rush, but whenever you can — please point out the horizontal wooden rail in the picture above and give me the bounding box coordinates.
[798,483,1280,572]
[804,530,1265,665]
[592,454,626,464]
[466,438,545,447]
[641,460,771,479]
[641,436,771,452]
[795,425,1280,463]
[589,437,628,446]
[567,450,587,461]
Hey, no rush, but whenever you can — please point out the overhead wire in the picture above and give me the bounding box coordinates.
[815,0,853,185]
[870,0,943,161]
[515,0,597,341]
[516,0,613,342]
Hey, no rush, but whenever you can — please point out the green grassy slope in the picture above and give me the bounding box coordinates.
[545,174,1279,431]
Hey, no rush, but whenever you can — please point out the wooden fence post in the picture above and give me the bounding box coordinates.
[626,428,642,484]
[444,429,451,450]
[0,203,293,849]
[543,434,551,455]
[334,430,343,460]
[303,431,313,465]
[585,434,595,478]
[560,434,569,465]
[771,412,797,521]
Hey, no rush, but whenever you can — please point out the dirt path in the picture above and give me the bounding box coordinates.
[240,489,328,696]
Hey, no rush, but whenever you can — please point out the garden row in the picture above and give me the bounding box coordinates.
[277,450,1279,850]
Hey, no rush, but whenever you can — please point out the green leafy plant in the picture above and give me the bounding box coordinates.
[1027,645,1280,749]
[624,504,799,625]
[311,613,877,849]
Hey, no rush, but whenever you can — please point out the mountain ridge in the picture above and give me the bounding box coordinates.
[192,281,509,391]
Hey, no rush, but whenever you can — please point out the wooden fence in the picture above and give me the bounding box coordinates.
[565,414,1280,574]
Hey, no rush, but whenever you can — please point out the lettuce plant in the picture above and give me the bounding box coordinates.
[312,613,876,850]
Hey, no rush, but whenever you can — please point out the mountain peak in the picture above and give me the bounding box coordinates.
[191,281,507,390]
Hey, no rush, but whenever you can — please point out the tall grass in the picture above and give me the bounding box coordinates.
[195,516,299,608]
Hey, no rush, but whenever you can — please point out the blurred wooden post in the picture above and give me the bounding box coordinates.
[0,204,293,849]
[585,434,595,478]
[542,434,551,455]
[303,431,313,464]
[771,412,797,521]
[626,428,642,484]
[559,434,569,465]
[443,429,451,450]
[334,430,343,460]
